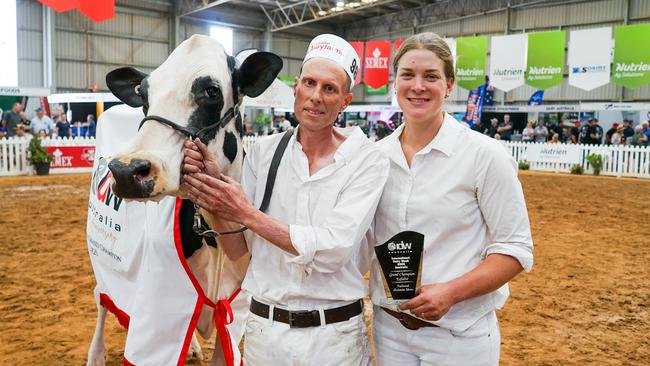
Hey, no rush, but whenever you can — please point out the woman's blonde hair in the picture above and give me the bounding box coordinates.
[392,32,455,83]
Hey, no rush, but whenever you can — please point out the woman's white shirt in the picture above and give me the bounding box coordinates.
[369,113,533,332]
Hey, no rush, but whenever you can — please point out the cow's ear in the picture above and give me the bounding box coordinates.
[106,67,148,107]
[236,52,283,98]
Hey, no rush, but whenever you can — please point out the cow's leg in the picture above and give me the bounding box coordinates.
[86,289,107,366]
[186,332,204,361]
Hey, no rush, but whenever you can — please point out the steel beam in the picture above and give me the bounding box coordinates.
[179,0,236,17]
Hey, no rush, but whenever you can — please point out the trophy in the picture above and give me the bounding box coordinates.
[374,231,424,310]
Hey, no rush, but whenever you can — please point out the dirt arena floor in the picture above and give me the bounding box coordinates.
[0,171,648,365]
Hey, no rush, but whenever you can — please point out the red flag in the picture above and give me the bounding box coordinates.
[38,0,115,22]
[349,41,364,86]
[78,0,115,22]
[363,41,391,89]
[37,0,79,12]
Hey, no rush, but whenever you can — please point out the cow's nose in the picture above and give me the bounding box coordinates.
[108,157,155,198]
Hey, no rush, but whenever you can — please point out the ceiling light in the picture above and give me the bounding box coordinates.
[318,10,327,16]
[336,1,344,6]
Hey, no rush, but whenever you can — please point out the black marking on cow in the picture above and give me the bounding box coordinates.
[227,55,239,104]
[235,113,243,137]
[187,76,225,142]
[140,78,150,115]
[223,131,238,163]
[179,200,217,259]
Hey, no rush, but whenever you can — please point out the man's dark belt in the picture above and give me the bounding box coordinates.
[382,307,438,331]
[250,298,364,328]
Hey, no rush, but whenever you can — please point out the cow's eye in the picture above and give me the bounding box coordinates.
[205,86,219,98]
[134,85,141,96]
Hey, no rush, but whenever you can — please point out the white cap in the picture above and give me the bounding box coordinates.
[303,34,360,90]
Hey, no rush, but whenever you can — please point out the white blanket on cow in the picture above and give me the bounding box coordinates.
[87,104,246,366]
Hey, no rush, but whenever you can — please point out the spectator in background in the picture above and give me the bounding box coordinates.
[611,125,624,145]
[56,113,72,138]
[622,119,635,143]
[484,117,498,138]
[87,114,96,138]
[578,119,590,144]
[497,114,513,141]
[0,120,7,138]
[605,122,620,145]
[586,118,604,145]
[14,124,32,141]
[287,112,299,128]
[632,125,648,146]
[548,133,560,144]
[642,121,650,142]
[38,129,49,140]
[30,107,54,136]
[534,120,549,143]
[19,112,31,130]
[375,120,391,141]
[548,122,563,142]
[522,121,534,142]
[2,102,23,138]
[569,120,580,144]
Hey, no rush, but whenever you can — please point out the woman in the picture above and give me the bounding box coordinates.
[369,32,533,366]
[522,121,535,142]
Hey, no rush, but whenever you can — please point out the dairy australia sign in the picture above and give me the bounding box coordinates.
[525,144,580,164]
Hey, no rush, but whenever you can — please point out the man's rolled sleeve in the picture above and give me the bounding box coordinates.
[481,243,534,272]
[288,224,317,266]
[287,151,389,274]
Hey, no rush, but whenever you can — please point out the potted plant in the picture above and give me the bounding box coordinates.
[585,153,604,176]
[570,164,583,175]
[27,135,53,175]
[518,160,530,170]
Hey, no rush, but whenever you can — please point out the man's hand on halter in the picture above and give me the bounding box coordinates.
[182,138,222,178]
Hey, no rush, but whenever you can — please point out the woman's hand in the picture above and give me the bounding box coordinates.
[399,282,457,321]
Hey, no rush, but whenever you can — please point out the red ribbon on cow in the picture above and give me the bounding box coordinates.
[363,40,391,89]
[203,288,242,366]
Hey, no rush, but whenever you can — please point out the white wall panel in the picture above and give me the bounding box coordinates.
[133,15,168,39]
[92,12,133,35]
[91,36,132,64]
[630,0,650,18]
[132,42,168,66]
[18,61,43,87]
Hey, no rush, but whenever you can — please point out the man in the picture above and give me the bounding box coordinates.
[182,34,389,365]
[56,112,72,138]
[2,102,22,138]
[484,117,498,138]
[622,119,635,143]
[605,122,620,145]
[533,120,549,143]
[30,107,54,136]
[643,120,650,142]
[497,113,513,141]
[578,119,591,144]
[587,118,604,145]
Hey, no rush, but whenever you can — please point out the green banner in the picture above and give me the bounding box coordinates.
[455,36,488,90]
[278,76,295,87]
[612,24,650,88]
[365,84,387,95]
[525,31,565,89]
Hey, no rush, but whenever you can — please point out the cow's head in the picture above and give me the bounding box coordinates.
[105,35,282,200]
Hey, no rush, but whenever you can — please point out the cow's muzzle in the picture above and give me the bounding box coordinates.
[108,157,157,199]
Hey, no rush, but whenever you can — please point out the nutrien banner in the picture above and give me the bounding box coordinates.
[349,41,364,87]
[612,23,650,88]
[363,40,391,89]
[525,31,565,90]
[455,36,487,90]
[490,34,527,92]
[568,27,611,91]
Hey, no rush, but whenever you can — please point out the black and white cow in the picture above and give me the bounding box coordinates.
[87,34,281,365]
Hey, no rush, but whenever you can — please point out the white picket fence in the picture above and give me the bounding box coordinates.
[504,141,650,178]
[0,137,96,176]
[1,136,649,178]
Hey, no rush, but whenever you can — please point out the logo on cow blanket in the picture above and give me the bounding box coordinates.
[91,157,123,212]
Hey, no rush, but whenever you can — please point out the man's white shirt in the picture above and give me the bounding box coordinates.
[242,126,389,310]
[369,113,534,332]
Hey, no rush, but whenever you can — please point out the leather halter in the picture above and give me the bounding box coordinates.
[138,107,237,142]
